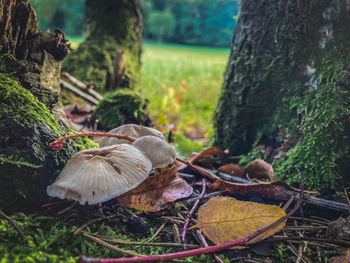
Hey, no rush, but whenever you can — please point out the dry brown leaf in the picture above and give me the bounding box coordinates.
[189,147,228,168]
[244,159,276,182]
[330,249,350,263]
[192,196,286,244]
[117,166,193,212]
[218,163,245,178]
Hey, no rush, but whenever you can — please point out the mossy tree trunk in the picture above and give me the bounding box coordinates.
[64,0,143,92]
[0,0,75,212]
[214,0,350,192]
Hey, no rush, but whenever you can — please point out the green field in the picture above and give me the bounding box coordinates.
[139,42,229,136]
[66,37,230,136]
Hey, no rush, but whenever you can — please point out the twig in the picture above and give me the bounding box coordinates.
[267,236,350,248]
[196,229,224,263]
[57,201,76,215]
[62,72,103,100]
[344,187,350,212]
[282,197,294,211]
[284,226,327,231]
[60,79,99,105]
[74,215,118,236]
[81,231,144,257]
[173,224,181,244]
[49,132,136,150]
[145,222,166,243]
[42,200,68,207]
[86,232,199,249]
[161,216,184,225]
[182,191,224,206]
[77,170,304,262]
[181,178,207,250]
[0,209,26,240]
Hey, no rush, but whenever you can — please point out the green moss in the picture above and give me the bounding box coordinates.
[73,134,99,151]
[0,73,63,136]
[274,7,350,192]
[0,155,43,169]
[168,131,206,159]
[275,56,350,191]
[0,212,219,262]
[94,88,150,130]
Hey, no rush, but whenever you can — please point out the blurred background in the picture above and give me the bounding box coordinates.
[30,0,240,155]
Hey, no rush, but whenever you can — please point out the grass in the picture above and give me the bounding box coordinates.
[66,37,230,137]
[139,42,229,136]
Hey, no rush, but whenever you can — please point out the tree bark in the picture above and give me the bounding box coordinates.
[0,0,74,212]
[214,0,350,191]
[63,0,143,92]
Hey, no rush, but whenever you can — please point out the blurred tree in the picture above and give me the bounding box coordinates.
[63,0,143,92]
[146,10,176,42]
[214,0,350,191]
[31,0,85,35]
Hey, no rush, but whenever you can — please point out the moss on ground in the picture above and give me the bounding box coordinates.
[94,88,151,130]
[0,212,222,263]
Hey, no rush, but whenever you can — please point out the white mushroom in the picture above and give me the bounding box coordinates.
[47,144,152,205]
[100,124,165,147]
[131,135,176,169]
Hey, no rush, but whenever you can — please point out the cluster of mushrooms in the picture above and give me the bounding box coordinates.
[47,124,176,205]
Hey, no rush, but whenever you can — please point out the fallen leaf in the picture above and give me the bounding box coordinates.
[209,178,316,200]
[189,147,228,168]
[192,196,286,244]
[330,249,350,263]
[218,163,245,178]
[244,159,276,182]
[117,166,193,212]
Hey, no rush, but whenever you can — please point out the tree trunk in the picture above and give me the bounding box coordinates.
[214,0,350,191]
[63,0,143,92]
[0,0,75,212]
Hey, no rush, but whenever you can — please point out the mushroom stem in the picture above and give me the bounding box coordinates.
[49,132,136,150]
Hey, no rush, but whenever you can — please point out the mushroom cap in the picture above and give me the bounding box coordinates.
[131,135,176,169]
[100,124,165,147]
[47,144,152,205]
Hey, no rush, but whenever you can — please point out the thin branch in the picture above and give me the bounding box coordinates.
[87,232,199,249]
[145,222,166,243]
[81,231,144,257]
[57,201,76,215]
[74,216,117,236]
[49,132,136,150]
[181,178,206,250]
[60,79,99,105]
[61,72,103,100]
[196,229,224,263]
[0,209,25,240]
[344,187,350,212]
[267,236,350,248]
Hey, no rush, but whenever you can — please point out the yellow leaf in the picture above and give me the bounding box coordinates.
[193,196,286,244]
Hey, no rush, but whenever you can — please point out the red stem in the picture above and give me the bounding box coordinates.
[196,229,224,263]
[49,132,136,150]
[77,174,304,263]
[181,178,207,250]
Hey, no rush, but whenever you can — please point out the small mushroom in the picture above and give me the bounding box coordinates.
[47,144,152,205]
[131,135,176,169]
[100,124,165,147]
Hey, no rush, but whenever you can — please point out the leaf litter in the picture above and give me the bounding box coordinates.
[40,130,350,262]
